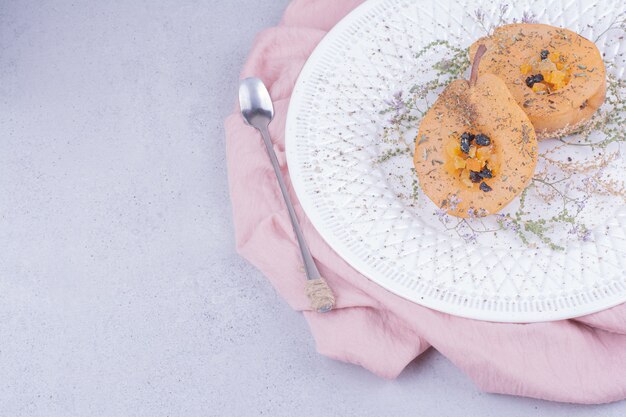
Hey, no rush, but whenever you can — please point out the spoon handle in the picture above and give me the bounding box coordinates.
[258,126,321,281]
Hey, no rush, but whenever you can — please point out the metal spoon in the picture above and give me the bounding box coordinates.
[239,77,335,313]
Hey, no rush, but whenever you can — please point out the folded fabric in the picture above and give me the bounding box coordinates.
[224,0,626,404]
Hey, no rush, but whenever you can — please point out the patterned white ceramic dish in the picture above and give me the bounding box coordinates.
[285,0,626,322]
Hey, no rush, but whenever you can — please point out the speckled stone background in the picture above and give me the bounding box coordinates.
[0,0,624,415]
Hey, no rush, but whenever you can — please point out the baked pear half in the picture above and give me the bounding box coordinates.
[470,23,606,137]
[414,45,538,218]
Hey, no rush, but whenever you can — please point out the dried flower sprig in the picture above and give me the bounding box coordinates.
[472,4,511,35]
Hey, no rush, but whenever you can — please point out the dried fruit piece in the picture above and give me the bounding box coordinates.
[466,158,483,171]
[469,171,483,183]
[546,70,567,89]
[479,166,493,179]
[548,51,560,63]
[474,134,491,146]
[476,146,491,162]
[535,59,557,78]
[460,135,471,154]
[460,132,475,143]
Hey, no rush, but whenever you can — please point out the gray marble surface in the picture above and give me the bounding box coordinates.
[0,0,624,415]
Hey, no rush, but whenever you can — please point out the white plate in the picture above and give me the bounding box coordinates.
[285,0,626,322]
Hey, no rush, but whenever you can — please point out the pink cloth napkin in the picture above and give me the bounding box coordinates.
[224,0,626,404]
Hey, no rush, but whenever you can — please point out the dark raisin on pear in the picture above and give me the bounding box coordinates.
[460,135,471,154]
[525,73,544,88]
[460,132,475,143]
[479,166,493,179]
[469,171,482,183]
[474,134,491,146]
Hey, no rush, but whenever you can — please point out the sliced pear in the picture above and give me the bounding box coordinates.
[470,23,606,137]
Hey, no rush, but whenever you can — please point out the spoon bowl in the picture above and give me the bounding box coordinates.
[239,77,274,130]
